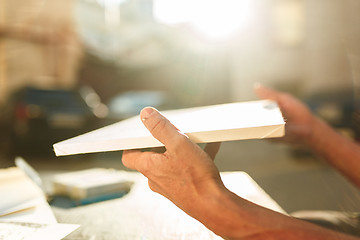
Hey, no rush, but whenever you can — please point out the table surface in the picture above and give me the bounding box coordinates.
[49,171,286,240]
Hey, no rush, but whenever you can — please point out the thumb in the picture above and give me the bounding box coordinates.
[140,107,190,151]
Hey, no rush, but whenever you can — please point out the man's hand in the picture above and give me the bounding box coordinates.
[122,107,224,213]
[255,84,360,187]
[255,84,315,146]
[122,104,360,240]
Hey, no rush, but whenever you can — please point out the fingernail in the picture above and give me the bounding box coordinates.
[141,107,154,121]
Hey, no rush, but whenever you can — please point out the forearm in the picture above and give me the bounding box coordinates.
[191,184,359,240]
[306,116,360,187]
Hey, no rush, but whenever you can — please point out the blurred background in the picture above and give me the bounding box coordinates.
[0,0,359,214]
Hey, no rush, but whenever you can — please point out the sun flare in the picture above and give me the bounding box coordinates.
[154,0,253,40]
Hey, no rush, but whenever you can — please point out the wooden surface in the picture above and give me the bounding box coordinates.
[53,100,285,156]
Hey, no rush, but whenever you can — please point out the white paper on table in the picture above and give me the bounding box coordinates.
[0,167,45,217]
[52,171,286,240]
[0,221,79,240]
[0,167,79,239]
[0,197,57,224]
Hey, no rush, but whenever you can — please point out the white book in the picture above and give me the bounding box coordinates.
[53,100,285,156]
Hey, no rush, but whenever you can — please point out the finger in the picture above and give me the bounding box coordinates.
[140,107,191,152]
[254,83,281,102]
[122,149,153,172]
[203,142,221,160]
[254,83,292,116]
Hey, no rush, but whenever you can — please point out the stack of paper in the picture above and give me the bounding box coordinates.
[53,100,285,156]
[0,167,79,239]
[0,167,46,218]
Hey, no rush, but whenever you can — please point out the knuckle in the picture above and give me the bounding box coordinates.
[148,180,162,195]
[148,182,158,192]
[138,159,151,175]
[138,153,160,176]
[171,134,191,152]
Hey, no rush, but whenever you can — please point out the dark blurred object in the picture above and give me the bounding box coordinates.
[105,90,173,124]
[289,88,356,158]
[306,89,355,132]
[352,110,360,141]
[0,86,100,156]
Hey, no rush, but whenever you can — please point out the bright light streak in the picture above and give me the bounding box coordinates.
[95,0,126,27]
[153,0,193,24]
[96,0,127,7]
[154,0,253,40]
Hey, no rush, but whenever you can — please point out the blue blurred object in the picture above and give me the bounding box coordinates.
[106,90,170,122]
[50,191,129,209]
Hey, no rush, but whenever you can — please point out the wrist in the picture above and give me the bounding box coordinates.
[191,181,262,239]
[187,180,237,236]
[304,115,342,155]
[303,115,324,147]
